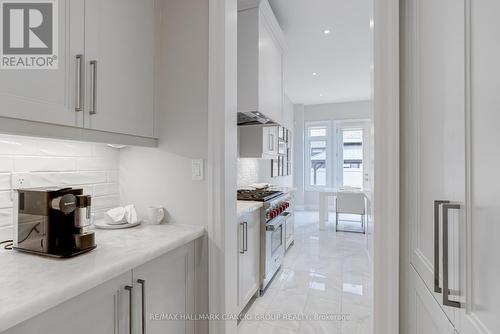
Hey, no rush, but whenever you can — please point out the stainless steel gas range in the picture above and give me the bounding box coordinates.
[237,189,294,293]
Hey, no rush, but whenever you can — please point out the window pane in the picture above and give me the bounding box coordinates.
[342,129,363,188]
[310,140,326,186]
[309,127,327,137]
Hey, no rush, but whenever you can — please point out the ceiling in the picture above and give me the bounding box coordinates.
[269,0,372,105]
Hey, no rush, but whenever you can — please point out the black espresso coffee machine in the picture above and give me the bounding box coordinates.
[13,187,96,258]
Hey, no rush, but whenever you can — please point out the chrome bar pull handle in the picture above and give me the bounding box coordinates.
[434,200,449,293]
[239,222,245,254]
[75,55,83,112]
[124,285,133,334]
[244,222,248,252]
[89,60,98,115]
[137,279,146,334]
[442,203,461,308]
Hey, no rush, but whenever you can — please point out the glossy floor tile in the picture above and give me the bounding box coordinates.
[238,210,373,334]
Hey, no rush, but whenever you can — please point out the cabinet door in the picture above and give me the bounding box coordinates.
[6,271,132,334]
[237,210,260,313]
[84,0,155,137]
[409,266,455,334]
[133,243,195,334]
[406,0,466,324]
[0,0,84,127]
[456,1,500,333]
[262,126,278,158]
[258,12,283,124]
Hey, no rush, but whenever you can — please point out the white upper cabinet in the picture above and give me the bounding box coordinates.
[84,0,156,138]
[0,0,84,127]
[0,0,157,144]
[238,0,286,125]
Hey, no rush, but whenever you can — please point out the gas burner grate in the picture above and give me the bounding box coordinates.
[237,189,283,202]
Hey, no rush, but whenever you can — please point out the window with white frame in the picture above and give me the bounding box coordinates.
[305,122,330,189]
[305,119,370,191]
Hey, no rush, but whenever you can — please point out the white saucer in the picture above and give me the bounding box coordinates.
[93,219,142,230]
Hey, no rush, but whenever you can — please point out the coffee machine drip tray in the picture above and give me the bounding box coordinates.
[12,245,97,258]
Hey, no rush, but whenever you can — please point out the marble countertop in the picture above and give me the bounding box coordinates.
[268,186,297,194]
[0,224,205,332]
[237,201,263,218]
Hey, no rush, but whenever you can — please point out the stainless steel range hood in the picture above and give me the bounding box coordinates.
[237,111,277,126]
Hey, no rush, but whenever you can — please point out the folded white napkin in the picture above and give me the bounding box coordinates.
[105,205,138,225]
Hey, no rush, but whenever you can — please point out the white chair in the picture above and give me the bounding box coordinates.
[335,192,366,234]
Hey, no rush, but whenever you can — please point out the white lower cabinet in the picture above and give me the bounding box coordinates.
[409,266,455,334]
[237,210,260,314]
[5,242,197,334]
[133,243,195,334]
[6,271,132,334]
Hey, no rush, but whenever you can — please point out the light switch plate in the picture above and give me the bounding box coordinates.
[191,159,204,181]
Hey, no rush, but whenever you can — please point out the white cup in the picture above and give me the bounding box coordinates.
[146,206,165,225]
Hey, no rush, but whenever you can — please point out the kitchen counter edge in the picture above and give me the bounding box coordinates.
[0,224,205,332]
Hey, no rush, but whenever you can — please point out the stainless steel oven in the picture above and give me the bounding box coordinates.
[260,194,290,293]
[264,214,284,288]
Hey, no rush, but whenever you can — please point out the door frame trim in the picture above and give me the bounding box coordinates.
[373,0,400,333]
[207,0,400,333]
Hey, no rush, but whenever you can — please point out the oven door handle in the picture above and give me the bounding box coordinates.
[266,216,284,231]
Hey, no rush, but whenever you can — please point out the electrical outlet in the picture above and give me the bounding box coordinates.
[13,173,31,189]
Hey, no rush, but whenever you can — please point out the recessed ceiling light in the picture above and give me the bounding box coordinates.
[323,29,331,35]
[312,72,318,76]
[370,19,374,29]
[319,93,324,97]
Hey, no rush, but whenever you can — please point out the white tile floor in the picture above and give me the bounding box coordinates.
[238,210,373,334]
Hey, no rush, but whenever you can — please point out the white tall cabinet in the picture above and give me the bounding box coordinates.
[401,0,500,333]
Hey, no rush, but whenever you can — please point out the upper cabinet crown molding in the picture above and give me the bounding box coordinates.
[238,0,287,51]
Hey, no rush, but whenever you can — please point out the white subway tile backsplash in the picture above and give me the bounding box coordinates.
[0,135,120,228]
[0,157,13,172]
[91,144,120,158]
[107,171,119,183]
[0,191,12,209]
[93,183,119,197]
[0,136,38,155]
[93,195,120,211]
[24,171,108,188]
[36,140,92,157]
[0,208,12,228]
[77,157,118,171]
[0,173,10,191]
[14,157,77,172]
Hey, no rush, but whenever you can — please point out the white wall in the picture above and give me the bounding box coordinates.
[118,1,209,331]
[0,135,120,236]
[119,0,209,227]
[294,100,372,209]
